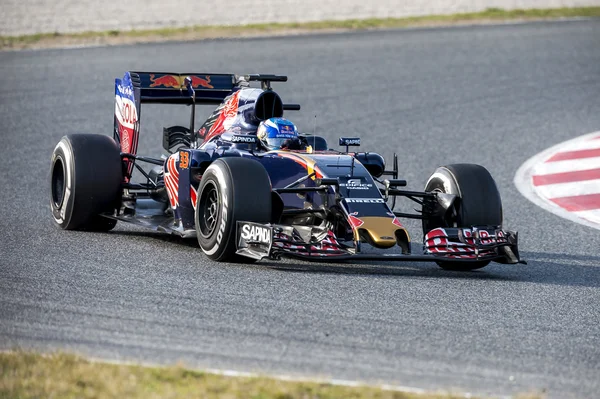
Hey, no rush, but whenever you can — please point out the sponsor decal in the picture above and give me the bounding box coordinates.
[478,230,492,245]
[189,75,213,89]
[149,74,213,89]
[237,222,273,259]
[462,229,493,244]
[424,228,448,254]
[229,135,257,144]
[115,96,137,129]
[275,133,296,139]
[121,127,131,153]
[217,191,228,245]
[115,75,140,181]
[424,227,499,257]
[339,137,361,146]
[240,223,272,244]
[340,178,373,190]
[149,74,181,88]
[115,93,137,155]
[345,198,385,203]
[117,84,133,98]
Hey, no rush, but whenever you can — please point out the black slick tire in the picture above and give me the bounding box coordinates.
[195,157,272,262]
[50,134,122,231]
[423,163,503,271]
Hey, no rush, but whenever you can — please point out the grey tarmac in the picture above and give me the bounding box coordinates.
[1,20,599,399]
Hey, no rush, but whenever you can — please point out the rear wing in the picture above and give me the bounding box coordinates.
[121,71,301,106]
[127,71,236,105]
[114,71,300,180]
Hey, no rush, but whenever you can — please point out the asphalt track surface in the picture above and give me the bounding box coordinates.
[1,20,600,398]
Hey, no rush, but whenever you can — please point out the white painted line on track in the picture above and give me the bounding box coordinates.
[532,156,600,175]
[534,178,600,199]
[575,209,600,225]
[514,131,600,231]
[554,136,600,151]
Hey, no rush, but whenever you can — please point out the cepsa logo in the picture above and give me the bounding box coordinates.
[340,179,373,190]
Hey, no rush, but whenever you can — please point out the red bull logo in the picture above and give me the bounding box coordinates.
[149,74,181,88]
[148,74,214,89]
[189,75,213,89]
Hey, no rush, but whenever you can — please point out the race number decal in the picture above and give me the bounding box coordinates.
[179,151,190,169]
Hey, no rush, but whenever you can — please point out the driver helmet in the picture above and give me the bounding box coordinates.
[256,117,299,150]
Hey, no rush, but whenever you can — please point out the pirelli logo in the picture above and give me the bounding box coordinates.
[345,198,385,203]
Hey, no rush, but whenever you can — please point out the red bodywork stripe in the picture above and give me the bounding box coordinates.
[169,157,179,179]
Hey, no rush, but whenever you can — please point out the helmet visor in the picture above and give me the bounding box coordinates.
[265,137,291,150]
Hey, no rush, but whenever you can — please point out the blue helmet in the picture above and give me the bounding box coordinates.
[256,117,299,150]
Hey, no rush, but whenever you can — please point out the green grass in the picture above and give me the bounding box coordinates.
[2,7,599,50]
[0,350,531,399]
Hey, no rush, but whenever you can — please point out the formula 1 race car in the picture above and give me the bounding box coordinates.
[49,71,524,270]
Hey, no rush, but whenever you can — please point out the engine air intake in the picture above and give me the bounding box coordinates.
[254,91,283,121]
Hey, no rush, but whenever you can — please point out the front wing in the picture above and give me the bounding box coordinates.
[236,221,525,264]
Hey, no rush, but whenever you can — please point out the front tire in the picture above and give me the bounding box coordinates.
[196,157,272,262]
[50,134,122,231]
[423,163,503,271]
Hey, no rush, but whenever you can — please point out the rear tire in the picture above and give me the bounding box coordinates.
[50,134,122,231]
[423,163,503,271]
[196,157,272,262]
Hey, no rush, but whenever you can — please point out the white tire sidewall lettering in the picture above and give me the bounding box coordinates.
[51,139,73,226]
[200,163,229,257]
[426,170,460,197]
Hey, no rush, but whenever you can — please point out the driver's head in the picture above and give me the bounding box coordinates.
[257,117,300,150]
